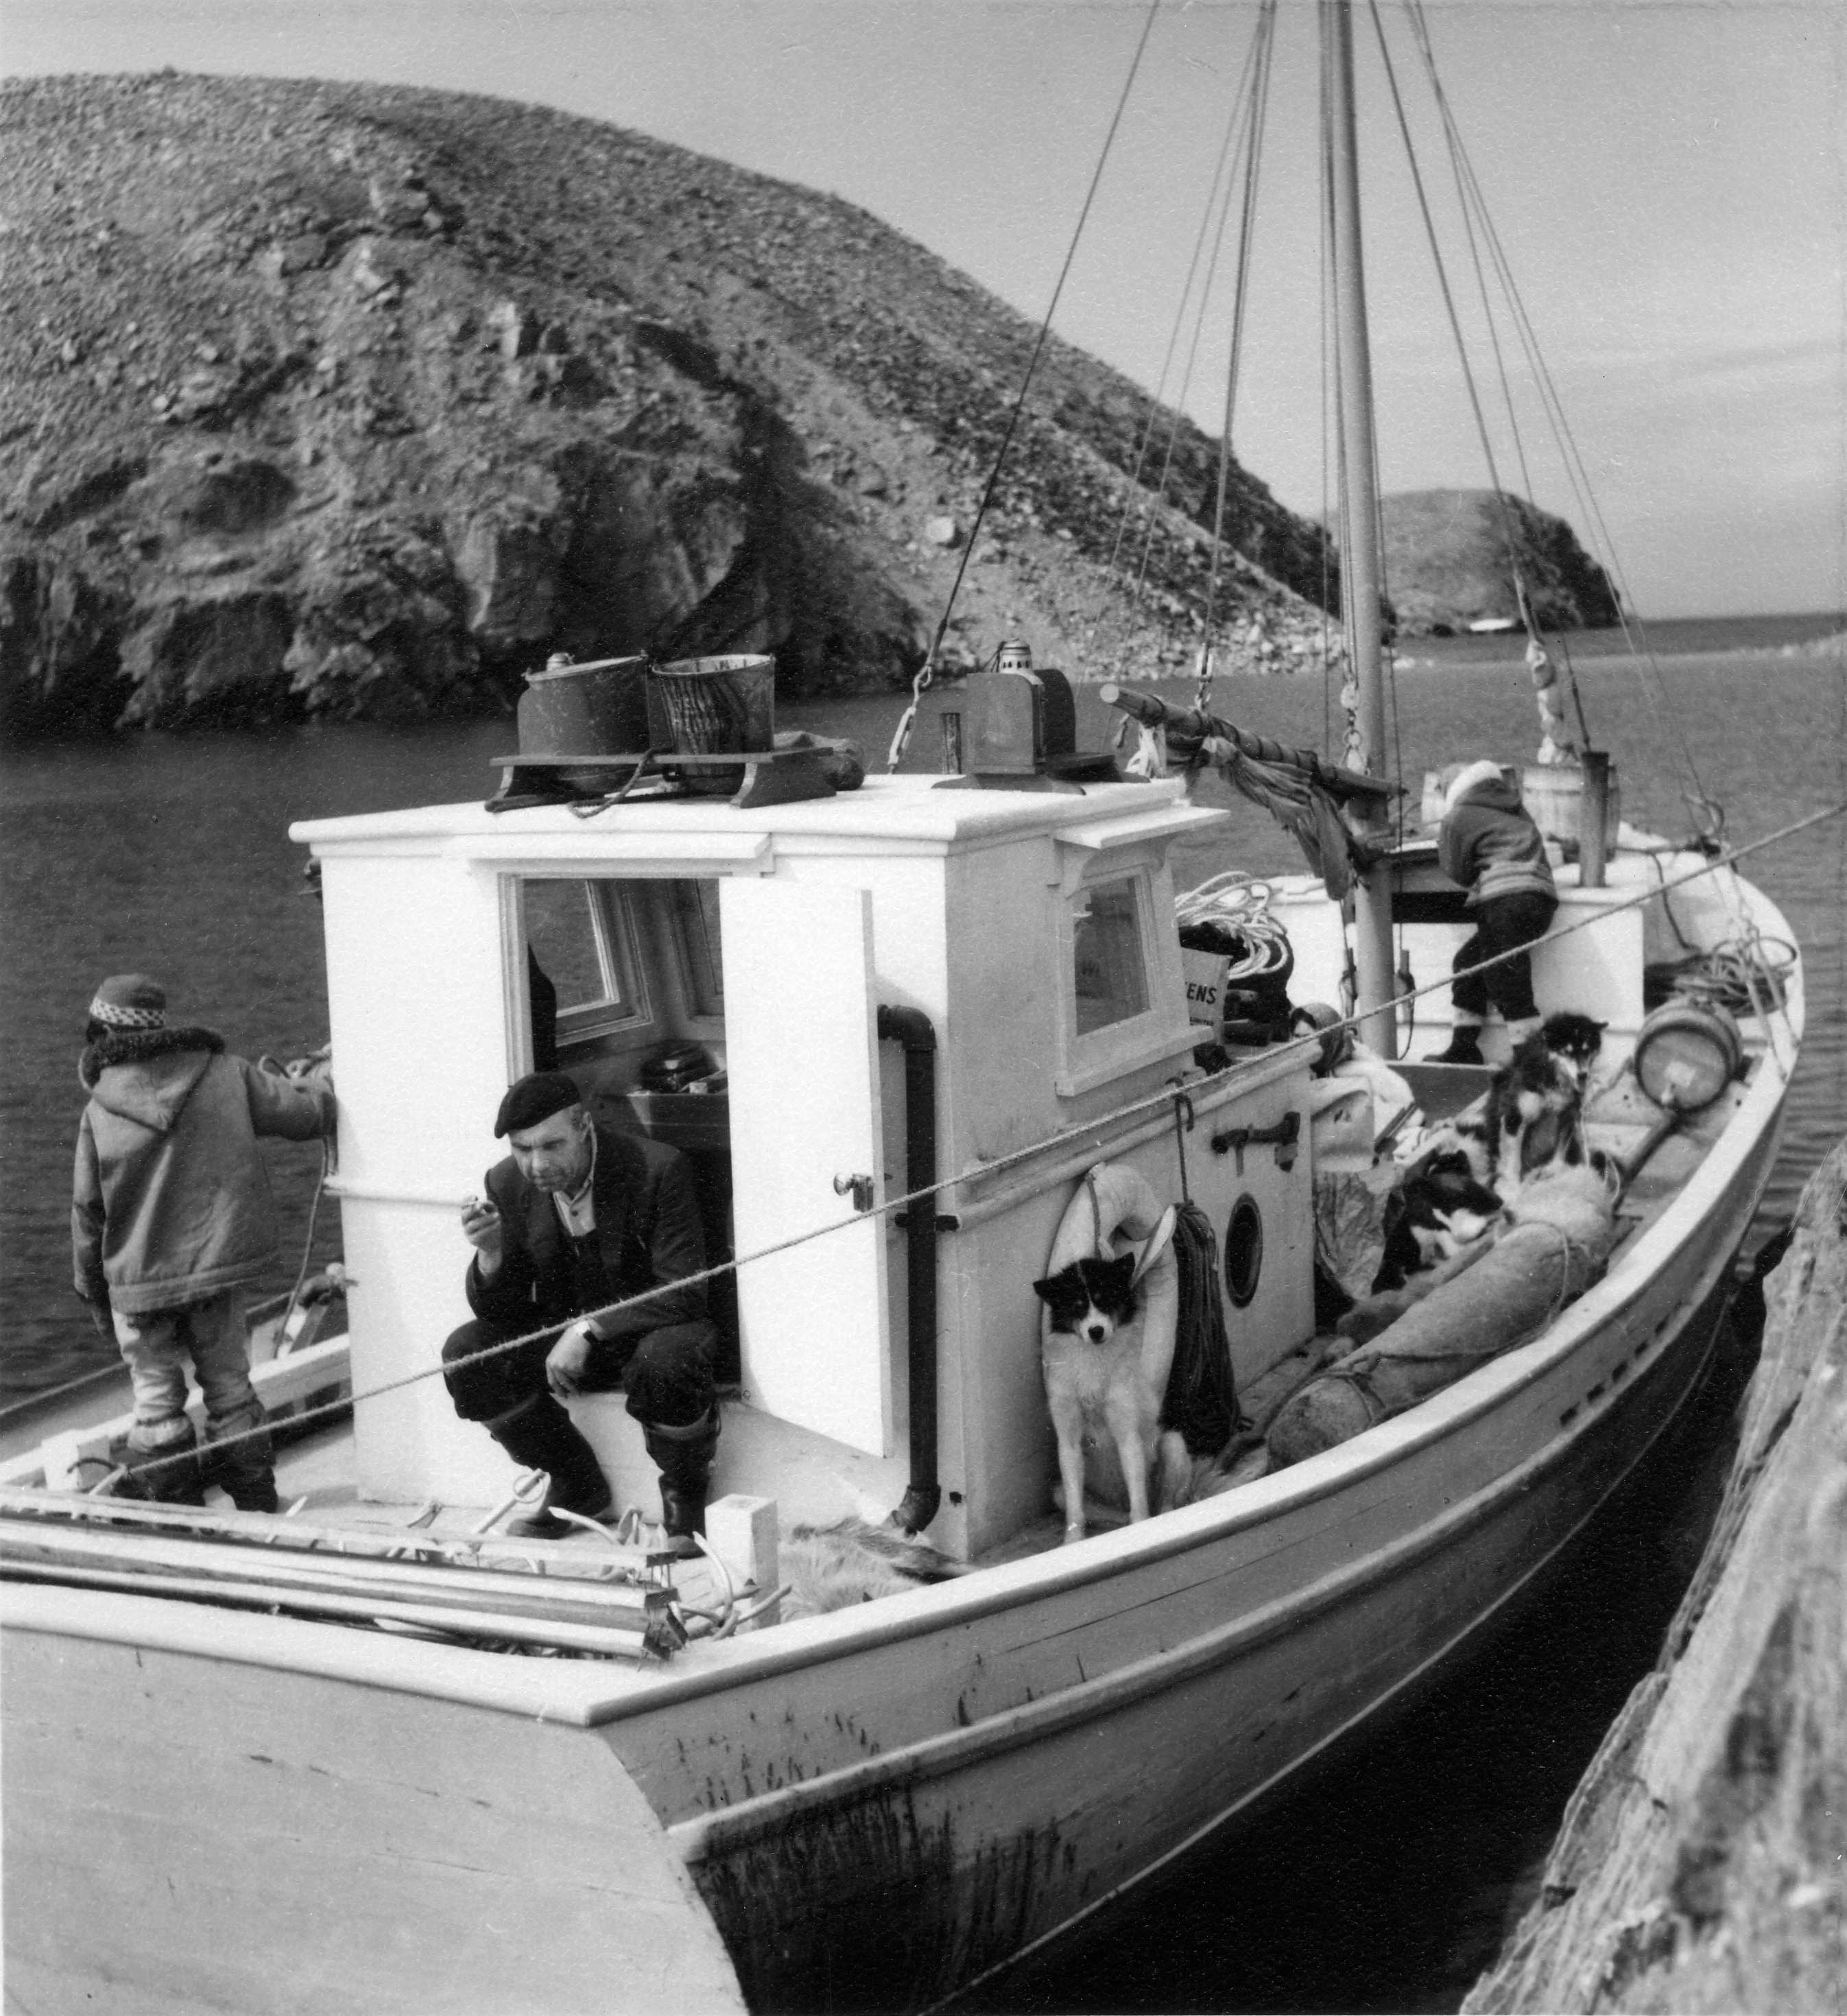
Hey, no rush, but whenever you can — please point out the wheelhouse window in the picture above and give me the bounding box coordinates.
[1054,846,1196,1098]
[1071,874,1149,1034]
[521,879,647,1045]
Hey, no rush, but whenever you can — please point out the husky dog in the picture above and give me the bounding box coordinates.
[1538,1010,1608,1091]
[1441,1024,1592,1204]
[1372,1148,1505,1292]
[1036,1253,1184,1542]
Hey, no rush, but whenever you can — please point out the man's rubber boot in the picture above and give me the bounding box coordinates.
[486,1392,613,1539]
[643,1409,721,1558]
[1425,1024,1484,1065]
[212,1409,279,1515]
[126,1419,207,1506]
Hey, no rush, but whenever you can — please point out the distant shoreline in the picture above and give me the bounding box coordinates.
[1391,632,1847,674]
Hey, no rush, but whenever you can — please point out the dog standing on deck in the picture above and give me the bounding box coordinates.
[1036,1237,1189,1544]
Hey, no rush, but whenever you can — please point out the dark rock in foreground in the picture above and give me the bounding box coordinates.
[0,74,1335,737]
[1381,489,1620,637]
[1465,1143,1847,2014]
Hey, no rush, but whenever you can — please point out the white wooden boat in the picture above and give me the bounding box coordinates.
[0,770,1804,2013]
[0,11,1809,2013]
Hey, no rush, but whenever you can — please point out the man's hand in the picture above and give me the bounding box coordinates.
[546,1320,597,1399]
[460,1194,503,1277]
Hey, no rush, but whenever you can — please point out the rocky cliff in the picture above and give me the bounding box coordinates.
[1381,489,1619,637]
[0,73,1337,738]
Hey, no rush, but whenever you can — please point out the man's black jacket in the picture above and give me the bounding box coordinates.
[466,1122,707,1341]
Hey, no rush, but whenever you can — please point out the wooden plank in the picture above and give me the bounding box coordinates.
[2,1626,745,2014]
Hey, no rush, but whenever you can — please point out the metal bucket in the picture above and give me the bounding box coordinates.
[648,654,776,757]
[516,655,649,758]
[1521,761,1620,860]
[1633,1000,1742,1111]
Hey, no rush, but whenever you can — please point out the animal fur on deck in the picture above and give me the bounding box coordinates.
[778,1519,965,1620]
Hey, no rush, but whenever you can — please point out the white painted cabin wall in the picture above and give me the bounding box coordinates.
[297,782,1278,1544]
[1271,867,1649,1067]
[944,838,1070,1169]
[318,851,520,1503]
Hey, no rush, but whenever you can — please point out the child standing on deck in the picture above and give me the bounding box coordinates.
[1426,761,1557,1065]
[71,974,335,1510]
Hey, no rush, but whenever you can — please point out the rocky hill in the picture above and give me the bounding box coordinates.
[0,73,1340,738]
[1380,489,1619,637]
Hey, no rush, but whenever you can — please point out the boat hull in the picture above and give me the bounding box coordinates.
[0,872,1798,2013]
[632,1103,1777,2008]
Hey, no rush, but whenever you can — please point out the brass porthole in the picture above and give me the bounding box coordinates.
[1224,1194,1263,1308]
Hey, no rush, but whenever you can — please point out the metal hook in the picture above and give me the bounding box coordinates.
[1167,1080,1195,1204]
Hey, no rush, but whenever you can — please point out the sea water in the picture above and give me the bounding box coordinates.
[1,636,1844,2008]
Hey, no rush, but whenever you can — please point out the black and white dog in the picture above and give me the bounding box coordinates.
[1371,1148,1505,1293]
[1036,1252,1184,1541]
[1444,1012,1604,1204]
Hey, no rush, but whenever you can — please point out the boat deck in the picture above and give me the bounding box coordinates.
[1,1042,1766,1632]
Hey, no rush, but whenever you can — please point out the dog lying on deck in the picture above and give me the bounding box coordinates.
[1370,1148,1505,1294]
[1036,1248,1191,1543]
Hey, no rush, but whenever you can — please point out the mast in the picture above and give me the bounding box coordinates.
[1323,0,1397,1055]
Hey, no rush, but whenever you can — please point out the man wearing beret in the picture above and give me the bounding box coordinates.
[442,1071,719,1546]
[73,973,336,1510]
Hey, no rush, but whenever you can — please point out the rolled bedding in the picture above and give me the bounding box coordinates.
[1267,1163,1618,1469]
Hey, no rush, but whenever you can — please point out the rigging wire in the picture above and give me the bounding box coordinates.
[885,0,1162,771]
[1089,5,1266,658]
[1203,0,1278,654]
[1364,1,1568,731]
[1389,3,1594,755]
[1316,15,1338,764]
[1397,1,1720,839]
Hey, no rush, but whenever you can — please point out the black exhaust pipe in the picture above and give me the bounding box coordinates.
[877,1005,942,1534]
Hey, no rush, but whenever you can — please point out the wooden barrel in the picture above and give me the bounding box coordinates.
[1520,761,1620,859]
[1632,1000,1742,1111]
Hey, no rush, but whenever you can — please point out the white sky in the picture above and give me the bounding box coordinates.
[5,0,1844,619]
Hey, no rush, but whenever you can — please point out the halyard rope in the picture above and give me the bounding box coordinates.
[97,797,1846,1488]
[885,0,1161,772]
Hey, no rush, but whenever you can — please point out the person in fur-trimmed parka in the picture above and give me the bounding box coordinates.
[1427,760,1558,1065]
[72,973,335,1510]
